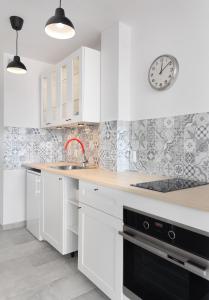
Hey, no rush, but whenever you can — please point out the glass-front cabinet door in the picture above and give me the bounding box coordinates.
[41,74,50,127]
[50,66,59,125]
[41,67,59,128]
[59,58,72,124]
[40,47,100,128]
[71,50,82,122]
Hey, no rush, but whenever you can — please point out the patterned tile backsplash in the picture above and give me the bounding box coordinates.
[99,112,209,181]
[3,112,209,181]
[3,127,64,169]
[64,125,99,166]
[98,121,117,171]
[129,113,209,181]
[2,125,99,170]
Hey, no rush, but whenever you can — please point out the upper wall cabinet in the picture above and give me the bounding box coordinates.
[41,66,60,128]
[41,47,100,128]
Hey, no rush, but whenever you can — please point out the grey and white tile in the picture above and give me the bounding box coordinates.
[3,125,99,170]
[0,228,109,300]
[3,112,209,181]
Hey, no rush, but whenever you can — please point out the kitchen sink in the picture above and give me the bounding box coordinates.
[50,165,87,171]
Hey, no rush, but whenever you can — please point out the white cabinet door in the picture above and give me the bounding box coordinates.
[26,171,42,240]
[41,73,51,127]
[42,172,64,253]
[58,57,73,125]
[78,204,123,300]
[41,67,60,128]
[71,49,82,123]
[42,172,78,255]
[49,66,60,125]
[79,181,123,219]
[58,50,82,125]
[40,47,100,128]
[71,47,101,123]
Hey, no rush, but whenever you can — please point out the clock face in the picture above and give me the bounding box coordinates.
[148,55,179,90]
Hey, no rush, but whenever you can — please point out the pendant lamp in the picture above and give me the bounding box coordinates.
[45,0,75,39]
[7,16,27,75]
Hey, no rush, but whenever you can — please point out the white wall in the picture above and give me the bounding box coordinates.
[130,0,209,120]
[4,54,51,128]
[100,1,209,121]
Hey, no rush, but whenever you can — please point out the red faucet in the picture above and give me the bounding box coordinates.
[64,138,88,167]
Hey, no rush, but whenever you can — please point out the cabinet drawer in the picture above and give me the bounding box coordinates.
[79,181,123,219]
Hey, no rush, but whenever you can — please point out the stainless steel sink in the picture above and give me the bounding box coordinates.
[50,165,87,171]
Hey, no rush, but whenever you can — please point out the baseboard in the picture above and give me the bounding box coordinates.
[0,221,26,231]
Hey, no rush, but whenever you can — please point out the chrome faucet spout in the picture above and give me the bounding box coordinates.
[64,138,88,167]
[82,152,88,167]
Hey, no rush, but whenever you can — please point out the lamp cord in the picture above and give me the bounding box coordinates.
[16,31,18,56]
[60,0,62,7]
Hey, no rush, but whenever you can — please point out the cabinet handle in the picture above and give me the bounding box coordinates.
[46,122,52,125]
[94,188,99,191]
[77,207,82,209]
[65,118,71,121]
[59,178,62,181]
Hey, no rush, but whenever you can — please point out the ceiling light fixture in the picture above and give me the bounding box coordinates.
[7,16,27,75]
[45,0,75,39]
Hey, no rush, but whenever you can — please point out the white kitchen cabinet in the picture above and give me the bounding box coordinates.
[79,181,123,219]
[41,47,100,128]
[41,66,60,128]
[41,72,50,127]
[58,47,100,125]
[42,172,78,255]
[50,66,60,125]
[58,57,72,125]
[26,169,42,241]
[78,182,123,300]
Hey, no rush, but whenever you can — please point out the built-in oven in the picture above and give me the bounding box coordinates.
[120,207,209,300]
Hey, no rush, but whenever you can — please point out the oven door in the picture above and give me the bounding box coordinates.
[121,232,209,300]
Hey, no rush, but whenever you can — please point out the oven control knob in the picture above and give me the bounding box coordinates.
[143,221,150,230]
[168,230,176,240]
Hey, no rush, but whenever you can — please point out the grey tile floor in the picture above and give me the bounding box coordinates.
[0,228,109,300]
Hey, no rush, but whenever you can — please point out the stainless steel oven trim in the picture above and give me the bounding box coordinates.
[123,286,142,300]
[124,205,209,238]
[120,229,209,280]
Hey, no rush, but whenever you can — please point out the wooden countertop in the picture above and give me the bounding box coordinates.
[25,162,209,212]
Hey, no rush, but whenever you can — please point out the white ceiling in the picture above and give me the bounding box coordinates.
[0,0,140,63]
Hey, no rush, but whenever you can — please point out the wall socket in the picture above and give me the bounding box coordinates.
[132,151,137,163]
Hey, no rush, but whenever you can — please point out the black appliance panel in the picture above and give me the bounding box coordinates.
[124,208,209,260]
[131,178,208,193]
[124,240,209,300]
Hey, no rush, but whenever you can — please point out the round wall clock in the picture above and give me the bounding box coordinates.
[148,55,179,90]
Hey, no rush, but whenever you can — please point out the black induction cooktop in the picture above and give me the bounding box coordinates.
[131,178,208,193]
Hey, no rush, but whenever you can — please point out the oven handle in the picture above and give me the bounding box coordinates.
[119,231,208,278]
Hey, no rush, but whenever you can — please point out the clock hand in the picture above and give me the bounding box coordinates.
[159,61,171,75]
[159,59,164,74]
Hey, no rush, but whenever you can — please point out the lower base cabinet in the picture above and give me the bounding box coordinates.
[42,172,78,255]
[78,203,123,300]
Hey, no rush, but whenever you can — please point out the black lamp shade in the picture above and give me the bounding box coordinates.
[7,56,27,74]
[45,7,75,39]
